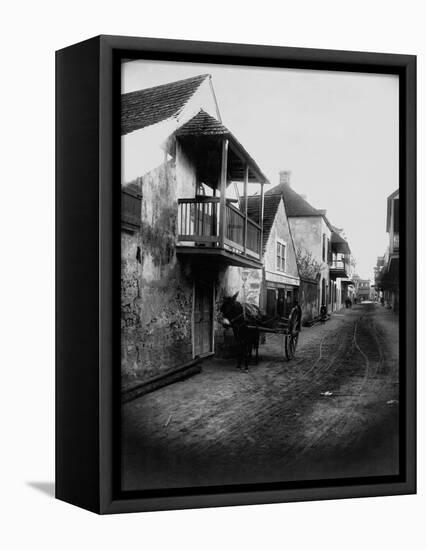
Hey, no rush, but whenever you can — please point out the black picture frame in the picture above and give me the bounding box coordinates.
[56,35,416,514]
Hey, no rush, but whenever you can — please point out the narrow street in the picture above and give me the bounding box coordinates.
[122,302,399,491]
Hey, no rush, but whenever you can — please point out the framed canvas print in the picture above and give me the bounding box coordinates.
[56,35,416,514]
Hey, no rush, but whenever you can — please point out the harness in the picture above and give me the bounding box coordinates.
[227,312,245,325]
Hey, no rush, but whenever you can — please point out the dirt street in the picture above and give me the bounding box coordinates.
[122,302,399,491]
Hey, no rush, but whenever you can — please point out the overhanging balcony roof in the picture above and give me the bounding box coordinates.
[174,109,269,187]
[331,231,351,254]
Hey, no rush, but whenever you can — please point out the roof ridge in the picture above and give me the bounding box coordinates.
[266,181,323,217]
[175,108,229,135]
[121,74,211,135]
[122,73,210,98]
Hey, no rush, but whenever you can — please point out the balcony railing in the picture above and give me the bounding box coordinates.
[331,259,348,270]
[178,197,261,259]
[329,258,350,279]
[392,233,399,252]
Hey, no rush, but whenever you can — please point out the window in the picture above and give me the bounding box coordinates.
[121,186,142,232]
[276,241,286,272]
[322,234,327,262]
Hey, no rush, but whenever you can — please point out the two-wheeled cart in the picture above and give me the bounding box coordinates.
[247,304,302,361]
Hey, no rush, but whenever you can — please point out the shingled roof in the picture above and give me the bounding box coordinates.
[330,230,351,254]
[265,182,321,217]
[121,74,210,135]
[247,194,282,251]
[175,110,269,184]
[175,108,229,137]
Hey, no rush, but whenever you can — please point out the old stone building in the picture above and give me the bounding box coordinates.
[121,75,268,388]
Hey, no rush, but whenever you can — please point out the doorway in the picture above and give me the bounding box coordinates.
[193,281,214,357]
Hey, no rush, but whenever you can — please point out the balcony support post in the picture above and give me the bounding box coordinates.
[219,139,228,248]
[243,164,249,254]
[260,182,265,259]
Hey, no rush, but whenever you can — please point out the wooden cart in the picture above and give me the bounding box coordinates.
[247,305,302,361]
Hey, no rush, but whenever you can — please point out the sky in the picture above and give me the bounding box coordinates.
[122,60,399,280]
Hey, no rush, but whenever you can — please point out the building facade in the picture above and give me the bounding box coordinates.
[246,194,300,320]
[120,75,269,388]
[375,189,399,312]
[353,276,371,302]
[266,172,352,321]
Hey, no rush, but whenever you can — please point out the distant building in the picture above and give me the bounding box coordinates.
[267,171,353,320]
[375,189,399,312]
[353,275,371,301]
[246,193,300,320]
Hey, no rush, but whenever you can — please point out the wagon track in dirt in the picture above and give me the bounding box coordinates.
[122,303,400,490]
[283,306,398,465]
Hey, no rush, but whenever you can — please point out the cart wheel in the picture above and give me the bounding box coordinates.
[285,305,302,361]
[285,332,299,360]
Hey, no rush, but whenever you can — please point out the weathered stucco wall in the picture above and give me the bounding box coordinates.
[288,216,322,265]
[121,155,196,387]
[299,277,319,323]
[122,78,219,184]
[288,216,330,308]
[334,279,342,311]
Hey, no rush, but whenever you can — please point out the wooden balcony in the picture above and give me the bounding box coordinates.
[172,120,269,269]
[177,197,263,269]
[391,233,399,253]
[330,258,350,279]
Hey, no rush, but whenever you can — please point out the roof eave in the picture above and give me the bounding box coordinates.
[228,138,269,185]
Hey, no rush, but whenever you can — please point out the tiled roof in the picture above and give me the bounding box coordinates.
[265,182,320,217]
[175,110,269,184]
[247,194,282,251]
[175,108,230,137]
[121,74,210,135]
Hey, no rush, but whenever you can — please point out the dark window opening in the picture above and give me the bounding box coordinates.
[122,186,142,232]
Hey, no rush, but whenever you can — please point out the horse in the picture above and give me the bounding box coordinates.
[220,292,261,371]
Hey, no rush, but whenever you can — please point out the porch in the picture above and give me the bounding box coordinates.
[177,196,262,265]
[173,110,268,269]
[329,256,350,279]
[330,229,351,279]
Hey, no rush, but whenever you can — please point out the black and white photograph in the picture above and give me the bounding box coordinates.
[3,0,422,544]
[120,59,401,492]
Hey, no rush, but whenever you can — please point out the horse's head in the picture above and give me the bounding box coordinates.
[220,292,242,327]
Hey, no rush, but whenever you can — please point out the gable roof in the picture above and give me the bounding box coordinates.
[265,182,320,217]
[175,109,269,184]
[175,108,229,137]
[121,74,210,135]
[266,181,337,233]
[247,194,282,251]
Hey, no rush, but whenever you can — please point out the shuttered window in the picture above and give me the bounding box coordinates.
[121,186,142,231]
